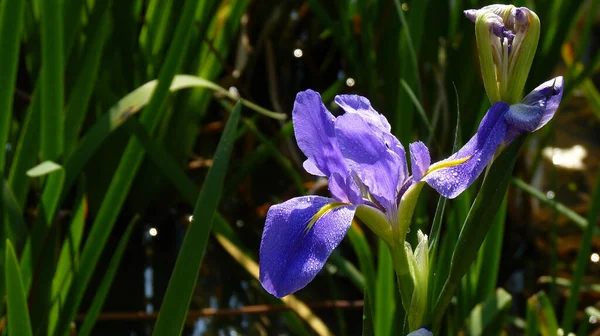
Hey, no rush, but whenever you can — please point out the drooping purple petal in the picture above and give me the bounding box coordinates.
[335,95,409,180]
[521,76,563,131]
[422,102,510,199]
[504,76,564,143]
[259,196,356,298]
[410,141,431,182]
[334,112,403,211]
[293,90,346,177]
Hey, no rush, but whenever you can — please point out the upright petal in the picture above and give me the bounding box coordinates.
[259,196,356,298]
[293,90,346,177]
[335,95,408,179]
[334,112,404,211]
[422,102,509,198]
[410,142,431,182]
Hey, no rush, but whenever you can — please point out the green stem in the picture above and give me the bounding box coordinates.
[389,243,414,313]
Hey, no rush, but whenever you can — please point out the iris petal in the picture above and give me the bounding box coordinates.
[293,90,346,177]
[259,196,356,298]
[521,76,563,131]
[334,112,403,211]
[504,76,564,143]
[422,102,509,198]
[410,141,431,182]
[335,95,409,180]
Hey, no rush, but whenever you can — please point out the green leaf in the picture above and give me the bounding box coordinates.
[78,215,139,336]
[2,179,28,249]
[464,288,512,336]
[527,291,559,336]
[5,240,33,336]
[25,160,63,177]
[0,0,26,171]
[46,183,86,335]
[153,102,241,335]
[40,0,64,160]
[432,135,526,329]
[561,170,600,334]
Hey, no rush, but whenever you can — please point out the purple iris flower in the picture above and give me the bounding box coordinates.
[259,90,511,298]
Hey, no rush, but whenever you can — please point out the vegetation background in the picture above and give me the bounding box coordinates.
[0,0,599,335]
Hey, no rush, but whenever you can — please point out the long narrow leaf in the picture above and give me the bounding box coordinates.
[78,215,139,336]
[528,291,559,336]
[464,288,512,335]
[5,240,33,336]
[153,102,241,334]
[40,0,64,160]
[0,0,26,171]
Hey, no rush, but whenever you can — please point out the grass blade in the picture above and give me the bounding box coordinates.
[5,240,33,336]
[464,288,512,336]
[561,170,600,334]
[78,215,139,336]
[153,102,241,334]
[528,291,558,336]
[512,177,594,233]
[40,0,64,160]
[0,0,26,171]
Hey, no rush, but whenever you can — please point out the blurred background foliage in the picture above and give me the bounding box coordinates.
[0,0,600,335]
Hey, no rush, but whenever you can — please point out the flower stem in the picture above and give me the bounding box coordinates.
[389,243,414,313]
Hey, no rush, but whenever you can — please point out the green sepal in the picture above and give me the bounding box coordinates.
[505,10,540,103]
[475,11,502,103]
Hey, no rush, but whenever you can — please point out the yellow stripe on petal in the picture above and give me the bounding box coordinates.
[305,202,348,233]
[422,156,471,178]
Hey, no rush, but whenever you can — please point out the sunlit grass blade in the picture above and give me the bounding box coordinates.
[527,291,558,336]
[5,240,33,336]
[153,101,241,334]
[78,215,139,336]
[561,170,600,334]
[464,288,512,336]
[432,135,526,330]
[25,160,62,177]
[0,0,26,171]
[40,0,64,160]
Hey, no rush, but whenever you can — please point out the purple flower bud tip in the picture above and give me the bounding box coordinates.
[464,9,477,22]
[490,20,507,38]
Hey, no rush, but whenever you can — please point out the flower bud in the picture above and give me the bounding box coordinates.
[467,5,540,104]
[406,230,429,331]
